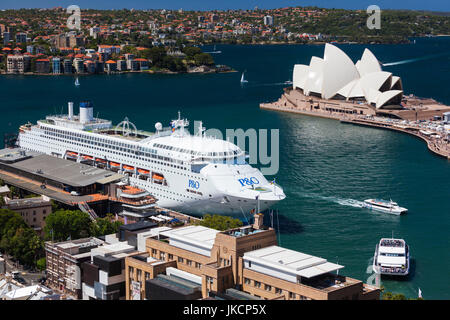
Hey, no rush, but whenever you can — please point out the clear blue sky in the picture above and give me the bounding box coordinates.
[1,0,449,12]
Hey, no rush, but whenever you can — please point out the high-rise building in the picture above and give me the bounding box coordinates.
[3,31,10,45]
[7,54,30,74]
[210,13,219,23]
[16,32,27,43]
[63,59,73,74]
[52,57,61,74]
[264,15,274,26]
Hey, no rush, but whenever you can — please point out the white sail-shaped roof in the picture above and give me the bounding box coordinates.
[357,49,382,77]
[290,43,403,109]
[336,79,357,98]
[322,44,360,99]
[293,64,310,90]
[367,88,381,105]
[390,76,403,90]
[376,90,403,109]
[360,71,392,99]
[304,57,324,95]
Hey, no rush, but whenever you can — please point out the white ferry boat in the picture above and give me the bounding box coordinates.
[362,199,407,215]
[17,101,285,215]
[373,238,410,276]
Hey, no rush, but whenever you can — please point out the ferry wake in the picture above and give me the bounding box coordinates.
[17,101,286,215]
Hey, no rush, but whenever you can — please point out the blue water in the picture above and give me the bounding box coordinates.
[1,37,449,299]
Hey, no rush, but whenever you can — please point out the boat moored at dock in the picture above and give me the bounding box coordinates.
[17,101,286,215]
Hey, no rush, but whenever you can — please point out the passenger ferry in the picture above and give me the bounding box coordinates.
[362,199,408,215]
[17,101,286,215]
[373,238,410,276]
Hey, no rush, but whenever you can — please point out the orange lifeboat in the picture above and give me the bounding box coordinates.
[110,162,120,167]
[152,173,164,180]
[82,155,93,160]
[138,169,150,175]
[123,165,134,171]
[66,151,78,157]
[95,158,107,163]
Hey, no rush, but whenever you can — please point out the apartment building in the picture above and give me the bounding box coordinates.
[6,55,30,74]
[15,32,27,43]
[45,237,105,299]
[3,196,52,236]
[81,241,137,300]
[35,59,50,73]
[50,57,60,74]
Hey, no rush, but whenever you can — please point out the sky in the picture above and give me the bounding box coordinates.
[0,0,449,12]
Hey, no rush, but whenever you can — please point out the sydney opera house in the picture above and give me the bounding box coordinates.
[292,43,404,110]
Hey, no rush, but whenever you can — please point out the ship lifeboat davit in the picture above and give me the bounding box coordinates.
[152,173,164,180]
[95,158,107,164]
[123,165,134,172]
[138,169,150,175]
[66,151,78,158]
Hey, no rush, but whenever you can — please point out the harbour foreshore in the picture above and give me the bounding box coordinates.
[261,89,450,160]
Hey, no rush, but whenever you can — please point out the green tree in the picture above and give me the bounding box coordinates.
[36,257,46,271]
[193,53,214,66]
[91,214,123,237]
[194,214,243,231]
[44,209,93,242]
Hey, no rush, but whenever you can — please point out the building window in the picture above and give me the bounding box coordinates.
[264,284,272,291]
[137,269,142,281]
[254,281,261,288]
[178,257,184,263]
[289,292,296,299]
[244,278,251,285]
[187,259,192,266]
[129,267,134,280]
[168,254,173,260]
[206,276,213,284]
[160,252,166,260]
[275,288,282,295]
[195,262,201,269]
[145,272,150,280]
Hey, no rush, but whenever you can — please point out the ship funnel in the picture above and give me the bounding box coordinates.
[79,101,94,124]
[68,102,74,120]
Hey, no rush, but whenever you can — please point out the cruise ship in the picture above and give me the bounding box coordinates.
[18,101,286,215]
[373,238,410,276]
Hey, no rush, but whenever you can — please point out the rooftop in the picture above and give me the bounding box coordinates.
[0,148,124,187]
[244,245,344,279]
[160,225,220,250]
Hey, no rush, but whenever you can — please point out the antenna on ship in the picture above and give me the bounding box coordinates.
[197,121,206,137]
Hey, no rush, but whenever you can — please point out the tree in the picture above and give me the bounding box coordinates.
[36,257,46,271]
[182,46,202,59]
[91,214,123,237]
[44,209,93,242]
[194,214,243,231]
[0,209,44,267]
[193,53,214,66]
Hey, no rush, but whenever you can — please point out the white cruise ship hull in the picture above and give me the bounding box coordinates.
[18,116,285,216]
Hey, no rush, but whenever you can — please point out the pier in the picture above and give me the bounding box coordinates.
[261,89,450,160]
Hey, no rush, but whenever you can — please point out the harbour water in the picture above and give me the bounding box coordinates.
[1,37,449,299]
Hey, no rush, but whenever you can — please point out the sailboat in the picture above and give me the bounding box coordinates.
[206,45,222,54]
[75,77,80,87]
[240,71,248,84]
